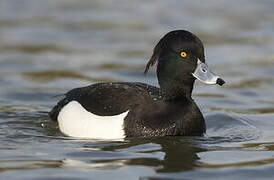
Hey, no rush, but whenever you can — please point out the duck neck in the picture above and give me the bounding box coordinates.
[159,75,195,100]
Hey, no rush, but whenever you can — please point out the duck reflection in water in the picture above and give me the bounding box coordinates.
[61,137,206,173]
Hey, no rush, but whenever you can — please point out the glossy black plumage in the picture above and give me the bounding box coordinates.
[49,30,224,137]
[49,82,161,120]
[49,82,205,137]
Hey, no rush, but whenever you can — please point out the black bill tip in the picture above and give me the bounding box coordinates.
[216,78,225,86]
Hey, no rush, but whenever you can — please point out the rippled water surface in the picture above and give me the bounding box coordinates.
[1,0,274,179]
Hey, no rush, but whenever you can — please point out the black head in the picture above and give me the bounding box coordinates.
[145,30,225,98]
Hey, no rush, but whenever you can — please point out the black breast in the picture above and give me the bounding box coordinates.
[124,98,206,137]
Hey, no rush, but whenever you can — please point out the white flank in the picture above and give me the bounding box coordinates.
[57,101,128,139]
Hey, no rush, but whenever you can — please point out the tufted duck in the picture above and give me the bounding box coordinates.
[49,30,225,139]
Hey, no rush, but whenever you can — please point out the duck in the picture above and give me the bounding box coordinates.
[49,30,225,139]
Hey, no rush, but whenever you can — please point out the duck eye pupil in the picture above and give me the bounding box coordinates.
[180,52,187,58]
[202,68,207,73]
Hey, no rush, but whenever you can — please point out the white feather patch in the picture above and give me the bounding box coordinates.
[57,101,128,139]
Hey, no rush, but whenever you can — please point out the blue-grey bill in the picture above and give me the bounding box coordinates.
[192,59,225,86]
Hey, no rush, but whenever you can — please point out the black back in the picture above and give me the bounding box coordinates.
[49,82,161,120]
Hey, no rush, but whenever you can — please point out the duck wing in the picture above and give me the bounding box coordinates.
[49,82,161,121]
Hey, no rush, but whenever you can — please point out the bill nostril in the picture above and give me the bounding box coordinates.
[201,68,207,73]
[216,78,225,86]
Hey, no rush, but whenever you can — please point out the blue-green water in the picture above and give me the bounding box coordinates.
[1,0,274,179]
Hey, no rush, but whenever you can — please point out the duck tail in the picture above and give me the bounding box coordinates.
[49,97,69,121]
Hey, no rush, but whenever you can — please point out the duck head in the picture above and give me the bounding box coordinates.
[145,30,225,98]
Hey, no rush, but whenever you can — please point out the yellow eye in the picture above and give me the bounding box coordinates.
[180,52,187,58]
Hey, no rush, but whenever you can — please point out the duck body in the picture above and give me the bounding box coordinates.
[49,30,225,139]
[50,82,205,138]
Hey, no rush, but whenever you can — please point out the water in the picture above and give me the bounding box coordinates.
[0,0,274,179]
